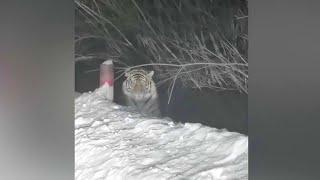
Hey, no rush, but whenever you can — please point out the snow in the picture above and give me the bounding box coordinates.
[102,60,113,65]
[75,86,248,180]
[74,91,82,99]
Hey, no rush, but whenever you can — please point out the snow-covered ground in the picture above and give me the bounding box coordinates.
[75,86,248,180]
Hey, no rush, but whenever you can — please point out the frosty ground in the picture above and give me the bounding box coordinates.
[75,86,248,180]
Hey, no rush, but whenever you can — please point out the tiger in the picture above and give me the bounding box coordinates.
[122,69,161,117]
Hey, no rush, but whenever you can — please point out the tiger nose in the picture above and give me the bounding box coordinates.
[133,84,143,92]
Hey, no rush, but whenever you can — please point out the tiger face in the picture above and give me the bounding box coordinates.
[123,69,155,100]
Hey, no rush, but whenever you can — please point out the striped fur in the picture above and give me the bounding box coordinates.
[122,69,161,117]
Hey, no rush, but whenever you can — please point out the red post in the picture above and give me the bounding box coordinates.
[99,60,114,101]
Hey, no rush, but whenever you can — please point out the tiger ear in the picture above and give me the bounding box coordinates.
[147,70,154,78]
[124,69,130,77]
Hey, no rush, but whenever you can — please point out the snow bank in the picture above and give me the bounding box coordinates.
[75,86,248,180]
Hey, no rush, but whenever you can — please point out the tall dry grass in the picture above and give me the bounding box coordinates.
[75,0,248,100]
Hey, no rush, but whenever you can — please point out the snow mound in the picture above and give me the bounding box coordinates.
[75,86,248,180]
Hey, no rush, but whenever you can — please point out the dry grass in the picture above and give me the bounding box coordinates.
[75,0,248,99]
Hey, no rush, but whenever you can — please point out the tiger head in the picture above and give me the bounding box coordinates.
[122,69,155,100]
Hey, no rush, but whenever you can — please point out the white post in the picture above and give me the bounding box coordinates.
[99,60,114,101]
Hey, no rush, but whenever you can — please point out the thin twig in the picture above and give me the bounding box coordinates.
[167,67,184,104]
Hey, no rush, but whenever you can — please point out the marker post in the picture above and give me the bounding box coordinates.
[99,60,114,101]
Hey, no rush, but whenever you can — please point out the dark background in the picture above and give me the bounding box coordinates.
[1,0,320,180]
[76,61,248,134]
